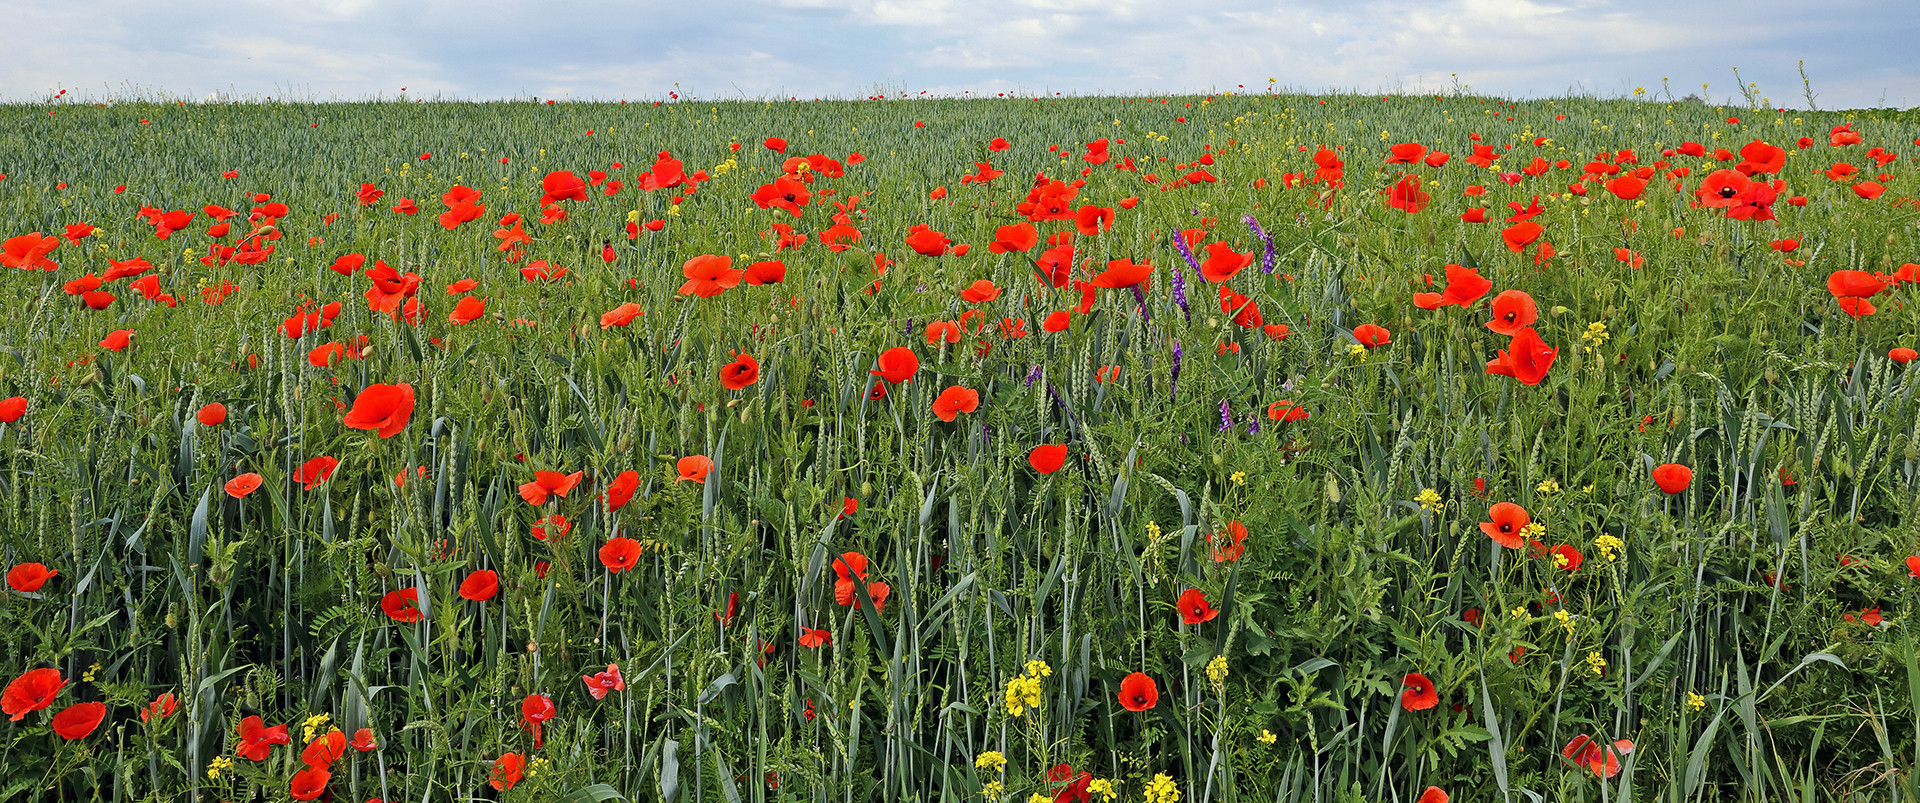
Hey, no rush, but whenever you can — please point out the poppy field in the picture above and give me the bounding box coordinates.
[2,89,1920,802]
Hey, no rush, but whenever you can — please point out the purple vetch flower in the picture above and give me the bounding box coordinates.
[1168,256,1191,321]
[1218,399,1234,431]
[1244,214,1278,274]
[1131,283,1150,324]
[1025,364,1044,387]
[1170,341,1184,399]
[1245,411,1261,434]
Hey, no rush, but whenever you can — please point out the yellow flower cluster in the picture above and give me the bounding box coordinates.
[982,781,1003,799]
[1686,691,1707,712]
[1520,521,1546,541]
[302,712,332,743]
[1553,609,1575,634]
[1086,778,1118,801]
[1205,654,1229,685]
[1594,535,1625,562]
[1414,488,1442,514]
[1257,729,1278,745]
[1005,661,1050,717]
[1144,773,1181,803]
[974,751,1007,772]
[1585,651,1607,677]
[1229,471,1247,486]
[1535,478,1561,496]
[206,756,234,779]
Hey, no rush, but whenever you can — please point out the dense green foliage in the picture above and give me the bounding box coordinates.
[0,90,1918,802]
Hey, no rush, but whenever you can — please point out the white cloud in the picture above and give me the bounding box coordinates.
[0,0,1912,107]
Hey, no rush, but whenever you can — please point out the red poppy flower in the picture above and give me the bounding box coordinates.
[1044,311,1072,332]
[448,295,487,325]
[1352,324,1391,347]
[1412,264,1493,310]
[960,279,1000,303]
[301,729,346,767]
[720,354,760,390]
[931,386,979,422]
[1118,672,1158,711]
[1651,463,1692,494]
[989,223,1039,253]
[2,668,65,720]
[1550,544,1583,571]
[1208,521,1249,562]
[989,137,1011,151]
[343,383,414,438]
[871,347,919,384]
[1837,297,1877,319]
[1266,401,1308,422]
[1497,224,1543,257]
[139,692,178,723]
[905,225,953,257]
[1485,290,1538,336]
[491,752,526,791]
[380,588,423,623]
[234,715,290,760]
[1479,503,1530,549]
[1177,588,1218,624]
[745,260,786,285]
[1073,204,1115,235]
[1199,241,1253,283]
[1401,673,1438,711]
[1892,348,1917,363]
[458,570,498,601]
[1386,143,1427,164]
[1604,176,1646,199]
[280,456,337,491]
[347,726,376,753]
[520,693,555,748]
[1090,257,1144,288]
[599,302,644,329]
[1563,735,1632,778]
[2,233,61,271]
[1417,787,1449,803]
[530,513,571,541]
[677,455,714,483]
[599,537,643,572]
[7,562,56,593]
[1484,327,1558,386]
[224,473,263,499]
[798,627,831,648]
[1029,444,1068,474]
[517,471,584,507]
[604,470,641,511]
[196,403,227,427]
[1386,174,1430,213]
[284,763,327,798]
[583,663,626,700]
[1827,270,1886,299]
[680,254,744,298]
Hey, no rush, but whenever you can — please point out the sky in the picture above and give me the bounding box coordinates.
[2,0,1915,109]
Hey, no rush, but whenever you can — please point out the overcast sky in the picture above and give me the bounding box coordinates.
[2,0,1914,109]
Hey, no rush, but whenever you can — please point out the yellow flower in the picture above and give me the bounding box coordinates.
[975,751,1007,772]
[206,756,233,779]
[301,712,331,743]
[1257,729,1278,745]
[1520,521,1546,541]
[81,663,100,683]
[1686,691,1706,712]
[1144,773,1181,803]
[1594,535,1625,562]
[1030,795,1053,803]
[982,781,1004,799]
[1414,488,1442,514]
[1205,654,1229,684]
[1229,471,1246,486]
[1535,479,1560,496]
[1585,651,1607,677]
[1024,660,1052,679]
[1553,609,1575,634]
[1087,778,1117,801]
